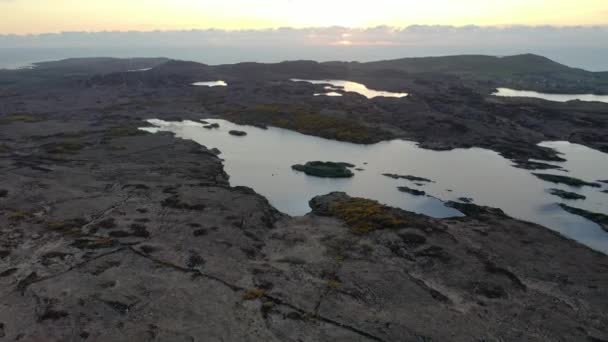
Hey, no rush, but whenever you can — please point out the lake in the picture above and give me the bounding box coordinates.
[493,87,608,103]
[291,79,409,98]
[141,119,608,253]
[192,81,227,87]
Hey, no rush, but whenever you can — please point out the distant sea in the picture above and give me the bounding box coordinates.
[1,46,607,71]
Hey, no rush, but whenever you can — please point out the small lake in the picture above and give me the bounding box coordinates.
[493,87,608,103]
[192,80,227,87]
[142,119,608,253]
[127,68,152,72]
[291,79,409,98]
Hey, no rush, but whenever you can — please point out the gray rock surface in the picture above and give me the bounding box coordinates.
[0,58,607,341]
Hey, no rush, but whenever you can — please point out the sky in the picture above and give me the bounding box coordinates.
[1,0,608,34]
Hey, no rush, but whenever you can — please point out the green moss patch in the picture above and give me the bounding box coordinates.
[292,161,354,178]
[242,288,267,300]
[43,140,87,154]
[1,114,42,124]
[224,105,391,144]
[328,197,406,235]
[8,211,28,221]
[71,238,116,250]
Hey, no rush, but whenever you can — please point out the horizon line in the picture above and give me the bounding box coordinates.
[2,24,608,36]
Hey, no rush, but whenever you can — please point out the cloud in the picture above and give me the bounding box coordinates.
[1,25,605,48]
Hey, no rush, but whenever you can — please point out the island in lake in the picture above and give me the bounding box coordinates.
[1,54,607,341]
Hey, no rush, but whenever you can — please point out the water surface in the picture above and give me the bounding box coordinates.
[192,80,227,87]
[314,90,343,97]
[127,68,152,72]
[142,119,608,253]
[291,79,408,99]
[493,88,608,103]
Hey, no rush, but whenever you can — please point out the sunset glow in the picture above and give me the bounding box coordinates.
[1,0,607,34]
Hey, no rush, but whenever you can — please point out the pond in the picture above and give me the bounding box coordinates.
[141,119,608,253]
[291,79,409,98]
[493,87,608,103]
[192,80,227,87]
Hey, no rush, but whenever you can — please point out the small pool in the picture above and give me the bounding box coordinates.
[192,80,228,87]
[493,87,608,103]
[291,79,408,99]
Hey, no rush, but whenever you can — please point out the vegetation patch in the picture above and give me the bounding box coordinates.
[43,140,86,154]
[532,173,600,188]
[8,211,28,221]
[328,197,406,234]
[224,104,391,144]
[327,280,342,289]
[72,238,116,250]
[1,114,41,124]
[47,218,87,234]
[292,161,354,178]
[242,288,267,300]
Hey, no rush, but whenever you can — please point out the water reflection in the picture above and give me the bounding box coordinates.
[493,87,608,103]
[142,119,608,253]
[291,79,408,99]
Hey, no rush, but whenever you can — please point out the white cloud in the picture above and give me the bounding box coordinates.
[1,26,605,48]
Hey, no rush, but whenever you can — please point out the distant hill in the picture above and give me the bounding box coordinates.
[34,57,170,75]
[360,54,570,74]
[353,54,608,94]
[3,54,608,94]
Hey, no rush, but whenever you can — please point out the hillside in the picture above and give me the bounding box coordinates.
[354,54,608,94]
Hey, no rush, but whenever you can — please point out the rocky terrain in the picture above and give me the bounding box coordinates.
[1,56,608,341]
[3,55,608,162]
